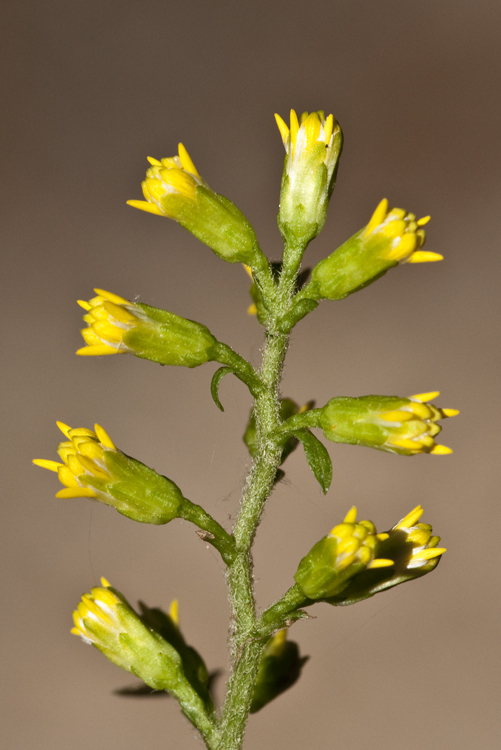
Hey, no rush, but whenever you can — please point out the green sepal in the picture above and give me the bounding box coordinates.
[123,303,218,368]
[138,603,213,711]
[294,429,332,494]
[294,536,367,600]
[302,228,398,302]
[210,366,233,411]
[81,450,184,525]
[278,144,330,247]
[160,186,264,266]
[250,633,309,713]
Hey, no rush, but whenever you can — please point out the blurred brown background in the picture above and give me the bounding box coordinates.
[2,1,500,748]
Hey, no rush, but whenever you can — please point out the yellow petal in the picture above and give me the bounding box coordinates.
[274,113,289,146]
[247,303,258,315]
[77,454,109,478]
[388,437,420,451]
[410,391,440,403]
[178,143,199,176]
[394,505,424,530]
[147,156,161,166]
[76,344,119,356]
[101,577,112,588]
[343,506,357,523]
[80,328,103,346]
[429,444,453,455]
[368,558,394,569]
[365,198,389,236]
[406,251,443,263]
[442,408,460,417]
[56,487,97,498]
[379,410,414,423]
[32,459,63,472]
[77,300,91,311]
[94,424,116,450]
[416,215,431,226]
[56,421,72,438]
[91,320,126,343]
[412,547,447,561]
[93,289,131,306]
[169,599,179,626]
[103,301,137,324]
[289,109,299,147]
[126,199,164,216]
[323,114,334,144]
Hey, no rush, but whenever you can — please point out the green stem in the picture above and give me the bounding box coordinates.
[255,584,310,637]
[213,342,264,397]
[179,500,237,566]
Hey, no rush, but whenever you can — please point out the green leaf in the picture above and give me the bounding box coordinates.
[295,429,332,494]
[210,367,233,411]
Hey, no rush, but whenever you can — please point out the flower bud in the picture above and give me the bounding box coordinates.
[127,145,264,266]
[276,109,343,245]
[138,599,212,710]
[303,199,443,301]
[33,422,184,524]
[326,506,446,605]
[71,579,185,691]
[250,629,308,713]
[319,392,458,455]
[76,288,218,367]
[294,507,393,600]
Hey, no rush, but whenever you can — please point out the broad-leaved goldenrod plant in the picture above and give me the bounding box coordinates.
[34,108,456,750]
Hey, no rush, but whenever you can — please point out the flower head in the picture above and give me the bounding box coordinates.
[304,199,443,302]
[127,144,204,218]
[77,288,141,356]
[77,288,218,367]
[294,507,394,600]
[275,109,343,245]
[319,392,458,455]
[326,506,446,606]
[127,145,263,266]
[33,422,183,524]
[72,579,184,691]
[362,198,442,265]
[275,110,342,193]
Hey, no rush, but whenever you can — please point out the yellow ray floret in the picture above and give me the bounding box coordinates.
[33,422,117,499]
[76,289,141,356]
[169,599,179,626]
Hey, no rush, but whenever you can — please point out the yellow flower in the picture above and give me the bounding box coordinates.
[319,392,458,455]
[127,144,203,217]
[378,391,459,455]
[275,109,342,189]
[33,422,184,523]
[33,421,116,499]
[76,288,141,356]
[294,507,394,600]
[71,577,123,645]
[363,198,443,264]
[275,109,343,245]
[390,505,446,569]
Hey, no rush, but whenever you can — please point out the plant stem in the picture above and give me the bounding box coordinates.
[179,500,237,566]
[214,242,306,750]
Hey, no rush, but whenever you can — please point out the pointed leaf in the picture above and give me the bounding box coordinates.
[210,367,233,411]
[295,429,332,494]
